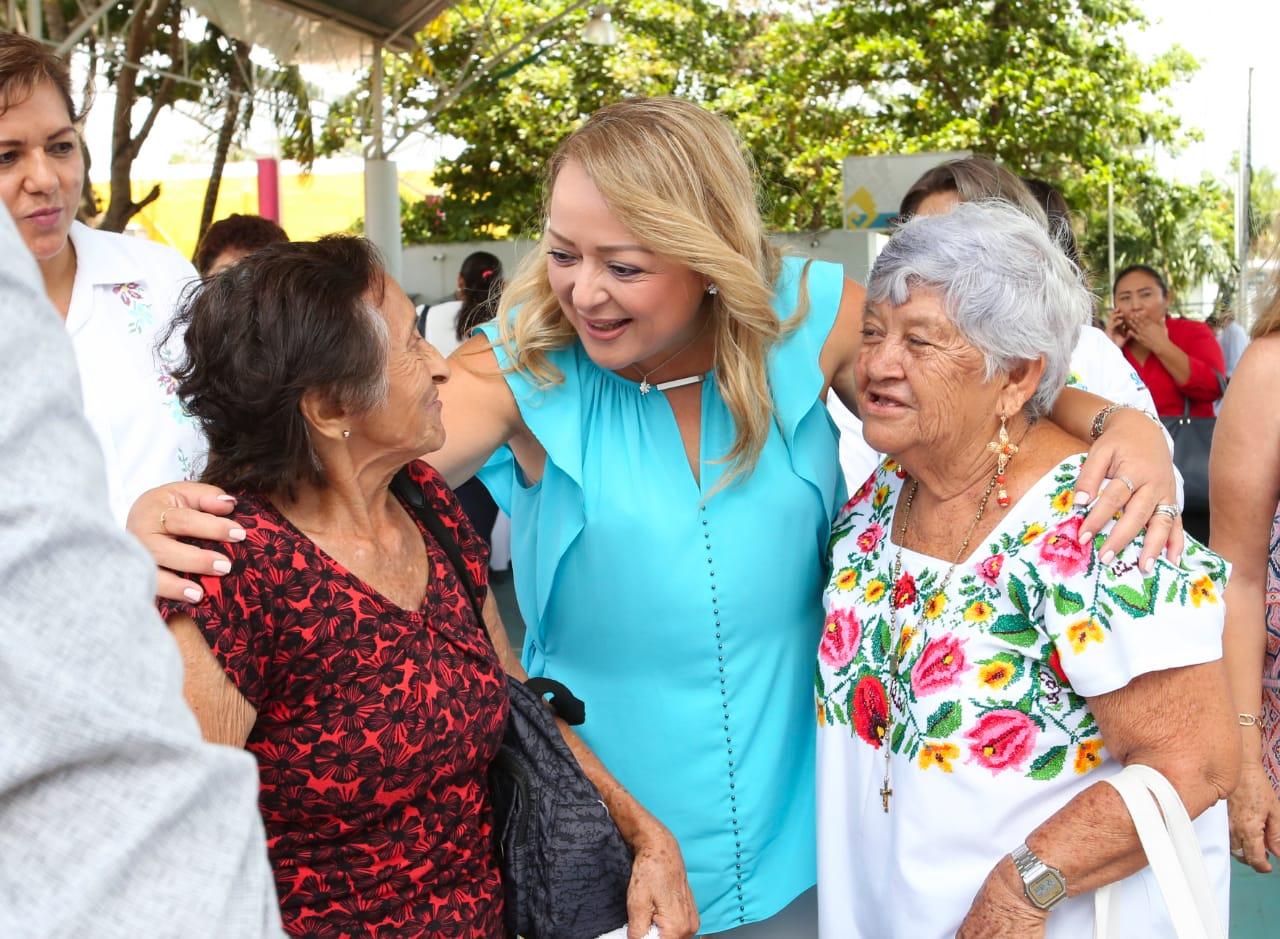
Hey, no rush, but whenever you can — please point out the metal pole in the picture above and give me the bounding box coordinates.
[29,0,43,39]
[1107,176,1115,309]
[371,43,384,160]
[1237,68,1253,328]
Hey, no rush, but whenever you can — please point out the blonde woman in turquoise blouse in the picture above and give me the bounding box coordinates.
[132,97,1183,937]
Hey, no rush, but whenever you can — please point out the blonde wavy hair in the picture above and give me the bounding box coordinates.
[1252,240,1280,339]
[495,96,807,486]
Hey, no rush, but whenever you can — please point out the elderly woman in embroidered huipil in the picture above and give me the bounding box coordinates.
[815,201,1238,939]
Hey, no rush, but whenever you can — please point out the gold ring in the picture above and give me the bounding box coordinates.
[160,509,171,534]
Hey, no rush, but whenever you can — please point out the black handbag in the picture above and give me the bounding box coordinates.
[1159,374,1225,516]
[391,470,633,939]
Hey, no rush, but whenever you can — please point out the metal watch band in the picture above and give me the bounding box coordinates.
[1011,842,1068,911]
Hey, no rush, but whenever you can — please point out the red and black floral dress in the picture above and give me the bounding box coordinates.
[159,461,509,937]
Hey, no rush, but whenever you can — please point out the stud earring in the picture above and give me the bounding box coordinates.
[706,283,719,296]
[986,412,1019,508]
[342,430,351,438]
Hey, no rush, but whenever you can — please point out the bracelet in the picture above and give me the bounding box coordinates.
[1239,713,1259,727]
[1090,403,1161,441]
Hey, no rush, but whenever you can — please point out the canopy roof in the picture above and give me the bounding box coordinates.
[266,0,456,51]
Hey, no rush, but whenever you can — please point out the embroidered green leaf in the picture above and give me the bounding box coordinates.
[1106,577,1158,616]
[1028,745,1068,780]
[890,721,907,752]
[925,700,962,737]
[814,664,826,698]
[1052,584,1085,616]
[875,616,892,662]
[1164,578,1180,604]
[1077,712,1096,731]
[1008,576,1031,616]
[991,614,1039,647]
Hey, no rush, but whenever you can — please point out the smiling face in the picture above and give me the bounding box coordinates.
[348,277,450,458]
[856,291,1008,468]
[544,159,711,376]
[0,80,83,264]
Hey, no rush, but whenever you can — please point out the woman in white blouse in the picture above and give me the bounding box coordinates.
[0,33,202,523]
[816,202,1236,938]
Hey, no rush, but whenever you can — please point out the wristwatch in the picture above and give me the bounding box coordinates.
[1010,842,1068,911]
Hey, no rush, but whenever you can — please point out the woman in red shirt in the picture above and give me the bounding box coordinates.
[1107,264,1225,417]
[155,237,693,936]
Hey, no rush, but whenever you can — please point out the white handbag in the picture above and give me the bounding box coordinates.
[1093,763,1225,939]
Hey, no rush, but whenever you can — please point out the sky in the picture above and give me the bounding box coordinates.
[1132,0,1278,184]
[85,1,1279,186]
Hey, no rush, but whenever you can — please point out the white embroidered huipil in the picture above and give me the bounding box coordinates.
[815,455,1229,938]
[64,222,205,524]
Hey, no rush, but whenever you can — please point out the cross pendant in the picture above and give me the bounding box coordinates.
[880,783,892,812]
[639,380,652,395]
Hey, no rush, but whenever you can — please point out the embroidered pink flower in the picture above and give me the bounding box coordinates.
[852,675,889,748]
[1038,516,1092,578]
[965,709,1039,774]
[892,571,917,609]
[849,475,876,507]
[910,634,970,696]
[819,607,862,669]
[856,523,884,554]
[976,553,1005,586]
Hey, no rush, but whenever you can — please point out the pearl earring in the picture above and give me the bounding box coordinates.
[342,430,351,438]
[706,284,719,296]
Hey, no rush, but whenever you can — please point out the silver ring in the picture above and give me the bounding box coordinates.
[1153,503,1180,520]
[1116,475,1135,494]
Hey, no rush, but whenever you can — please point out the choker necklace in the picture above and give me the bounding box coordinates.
[630,323,709,395]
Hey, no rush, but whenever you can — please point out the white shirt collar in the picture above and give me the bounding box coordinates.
[67,221,147,287]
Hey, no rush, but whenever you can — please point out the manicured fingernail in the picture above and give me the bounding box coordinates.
[183,586,203,602]
[228,528,246,541]
[1141,557,1154,573]
[1073,491,1091,505]
[1078,530,1093,545]
[1101,549,1115,564]
[212,558,232,574]
[216,495,236,503]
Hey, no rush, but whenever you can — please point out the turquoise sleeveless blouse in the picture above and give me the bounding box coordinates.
[476,257,846,931]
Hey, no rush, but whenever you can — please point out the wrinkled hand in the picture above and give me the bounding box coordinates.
[625,824,699,939]
[1074,407,1183,569]
[125,481,242,602]
[1229,758,1280,874]
[955,859,1048,939]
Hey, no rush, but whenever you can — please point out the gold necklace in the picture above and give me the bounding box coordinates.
[879,472,1000,813]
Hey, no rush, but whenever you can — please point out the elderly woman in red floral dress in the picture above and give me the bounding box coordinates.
[155,237,690,936]
[815,202,1238,939]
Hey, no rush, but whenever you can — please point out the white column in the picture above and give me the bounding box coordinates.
[363,44,402,281]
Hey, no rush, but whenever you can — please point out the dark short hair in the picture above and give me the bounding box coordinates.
[194,213,289,274]
[898,156,1042,222]
[1021,177,1082,270]
[165,236,388,499]
[0,31,86,121]
[455,250,503,343]
[1114,263,1168,297]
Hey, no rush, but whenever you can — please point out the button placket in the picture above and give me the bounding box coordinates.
[702,504,747,922]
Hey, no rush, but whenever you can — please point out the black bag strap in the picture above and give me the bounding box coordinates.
[391,468,586,727]
[391,468,485,624]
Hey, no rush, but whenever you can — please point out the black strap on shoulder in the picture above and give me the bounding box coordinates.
[391,468,485,626]
[392,467,586,727]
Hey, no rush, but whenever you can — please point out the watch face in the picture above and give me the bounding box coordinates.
[1028,871,1067,908]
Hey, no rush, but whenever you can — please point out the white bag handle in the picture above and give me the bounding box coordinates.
[1093,763,1224,939]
